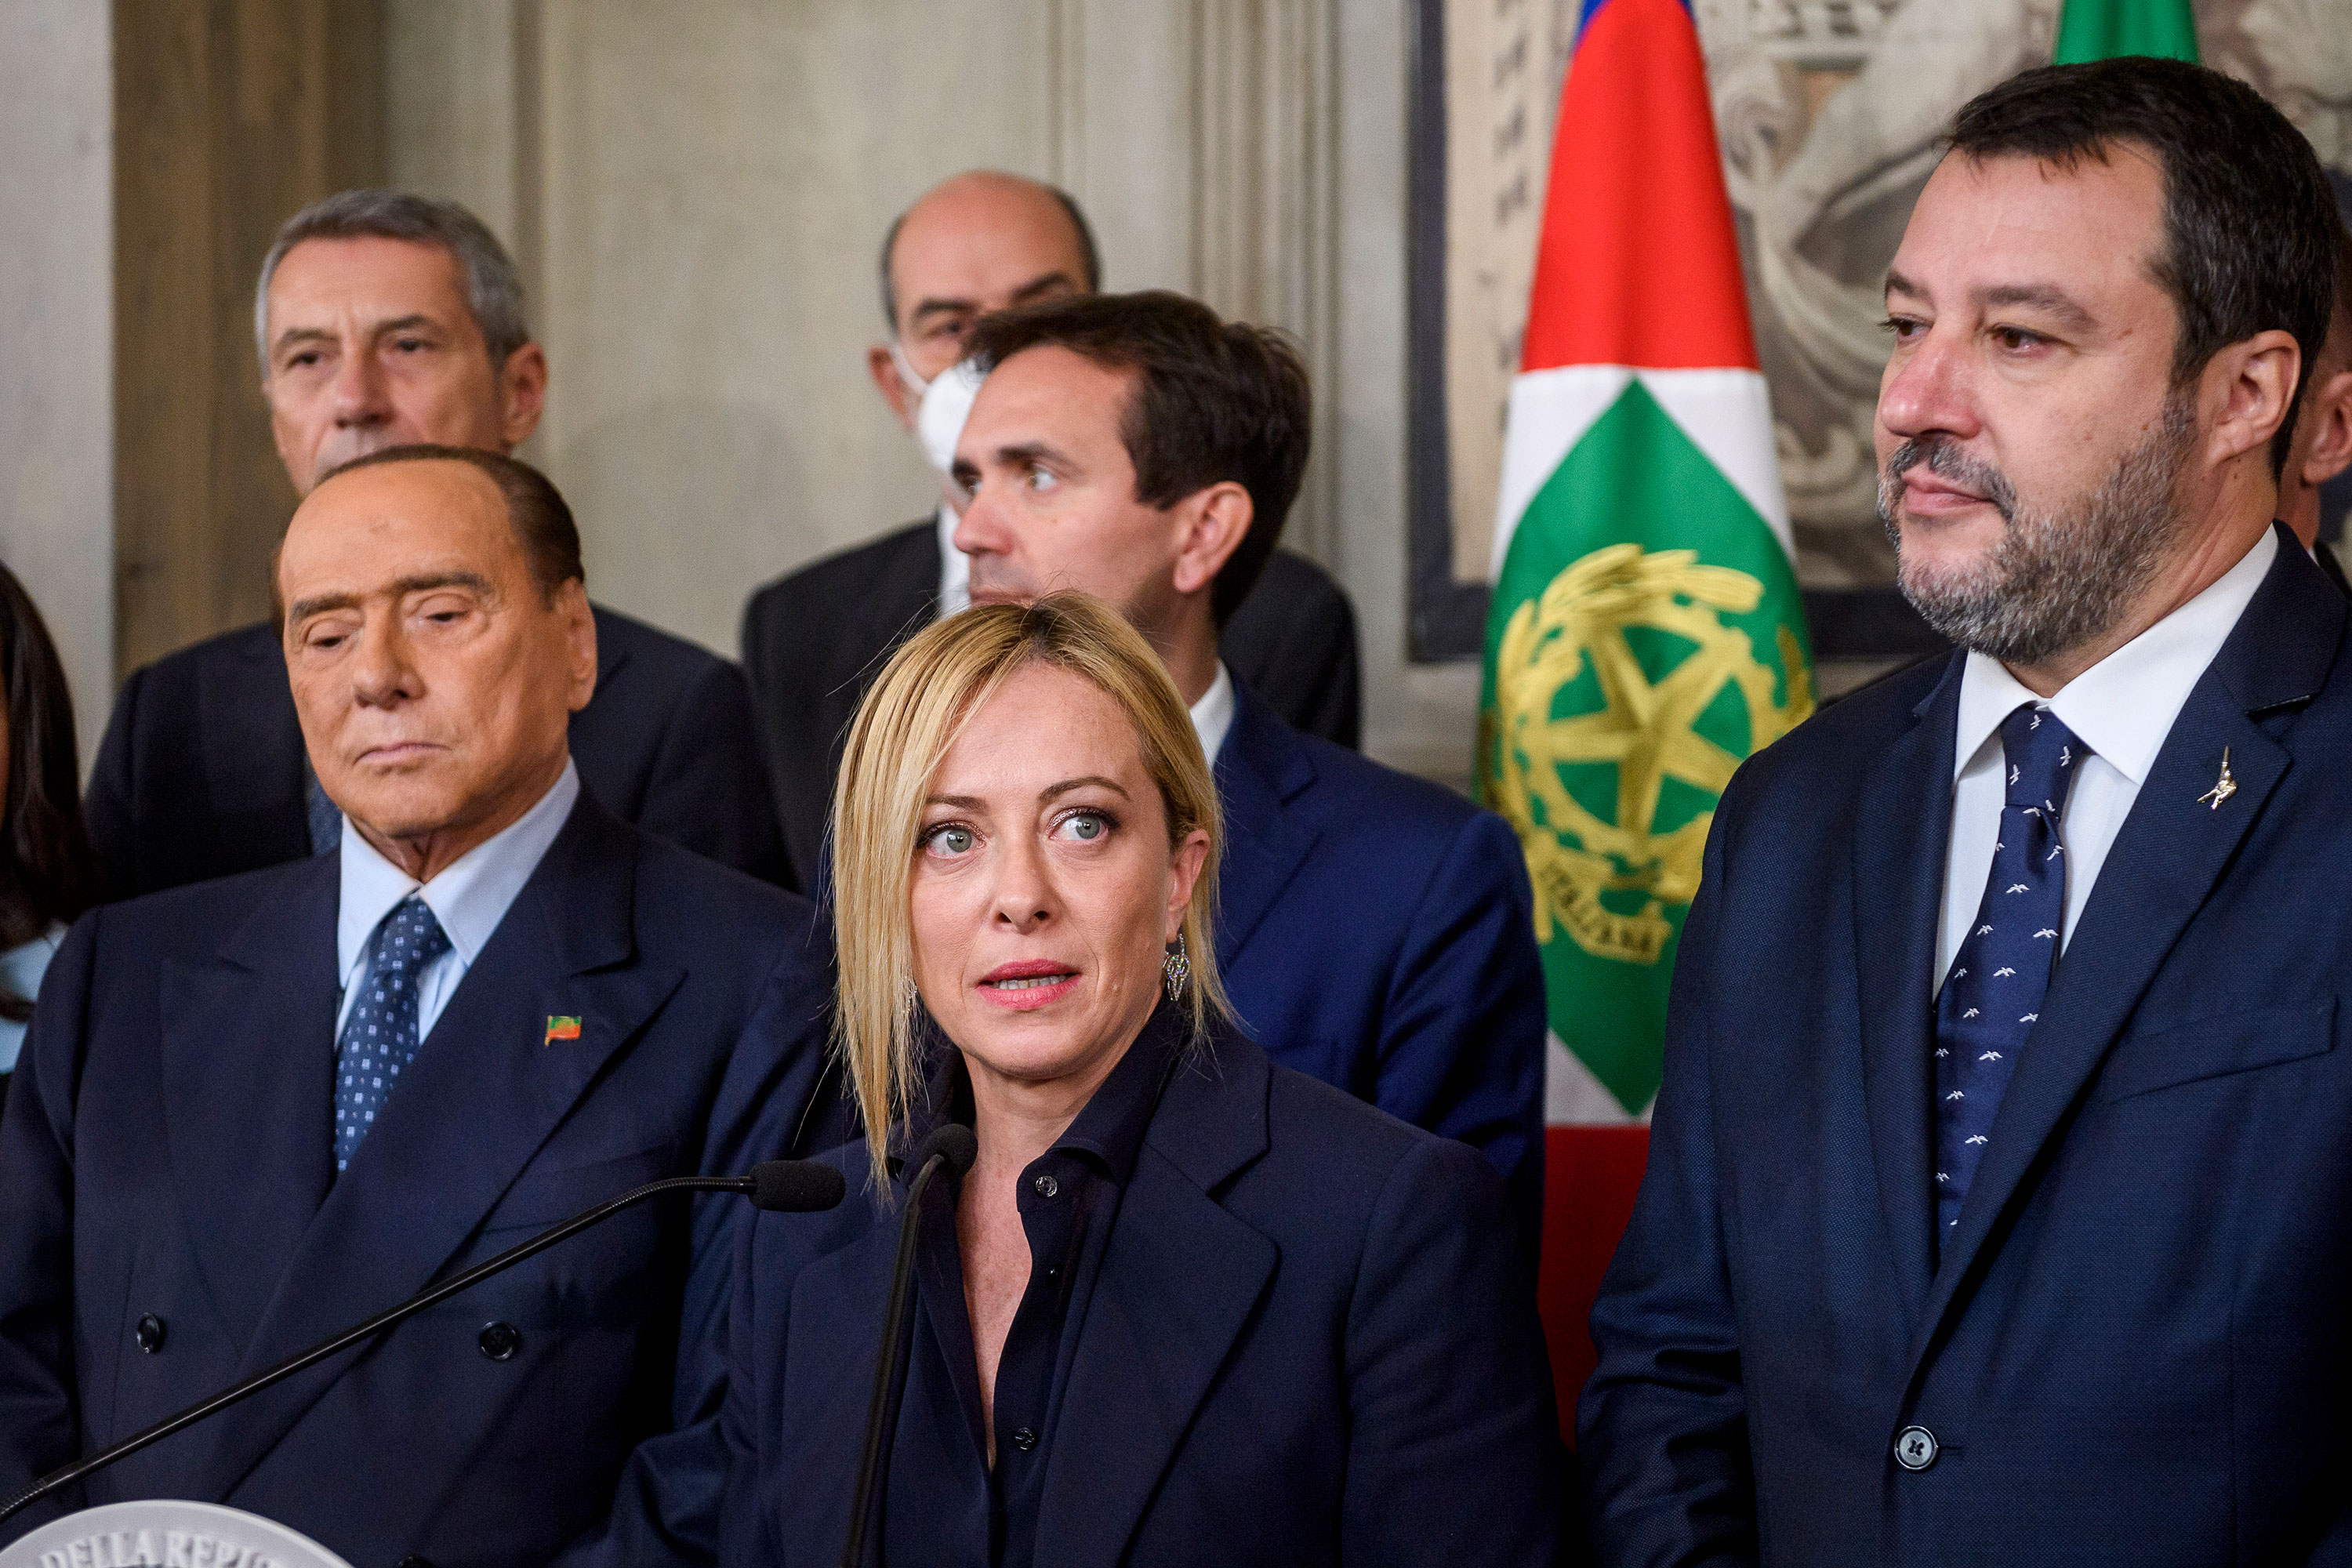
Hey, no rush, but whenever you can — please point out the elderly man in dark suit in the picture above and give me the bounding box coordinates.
[1580,60,2352,1563]
[870,289,1545,1235]
[739,170,1360,892]
[88,189,784,895]
[0,448,830,1566]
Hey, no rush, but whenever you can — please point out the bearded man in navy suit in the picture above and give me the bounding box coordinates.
[0,447,829,1566]
[917,290,1546,1232]
[1580,60,2352,1563]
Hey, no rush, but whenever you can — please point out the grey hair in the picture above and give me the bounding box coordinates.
[253,190,531,380]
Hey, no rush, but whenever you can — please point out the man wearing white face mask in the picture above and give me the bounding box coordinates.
[740,171,1363,893]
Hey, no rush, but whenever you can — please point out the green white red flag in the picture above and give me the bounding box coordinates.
[1478,0,1813,1121]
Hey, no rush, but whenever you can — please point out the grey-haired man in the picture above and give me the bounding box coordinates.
[87,190,786,895]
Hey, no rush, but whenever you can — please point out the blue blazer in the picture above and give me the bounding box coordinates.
[87,605,787,897]
[0,792,831,1568]
[1581,525,2352,1564]
[721,1029,1562,1566]
[1213,683,1548,1237]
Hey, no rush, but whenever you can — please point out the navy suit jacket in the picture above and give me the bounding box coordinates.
[1213,684,1548,1237]
[721,1029,1561,1567]
[1581,525,2352,1564]
[0,790,831,1568]
[739,521,1363,892]
[87,604,786,896]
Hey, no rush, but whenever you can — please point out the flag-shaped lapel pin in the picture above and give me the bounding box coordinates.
[544,1014,583,1047]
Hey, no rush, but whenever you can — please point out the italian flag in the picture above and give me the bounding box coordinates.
[1479,0,1813,1128]
[2055,0,2199,64]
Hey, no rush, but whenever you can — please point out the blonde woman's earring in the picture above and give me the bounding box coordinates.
[1163,934,1191,1004]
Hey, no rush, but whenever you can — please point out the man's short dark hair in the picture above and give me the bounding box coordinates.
[319,445,584,600]
[1948,57,2339,476]
[961,291,1311,625]
[877,180,1102,332]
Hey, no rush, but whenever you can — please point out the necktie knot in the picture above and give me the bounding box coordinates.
[2001,704,2085,814]
[372,895,452,972]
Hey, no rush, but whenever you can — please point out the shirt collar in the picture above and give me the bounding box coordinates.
[1190,662,1236,768]
[1047,999,1182,1185]
[336,759,582,985]
[937,503,971,618]
[1952,528,2276,786]
[906,998,1183,1191]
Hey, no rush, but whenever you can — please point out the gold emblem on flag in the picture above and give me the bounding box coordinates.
[1488,544,1812,965]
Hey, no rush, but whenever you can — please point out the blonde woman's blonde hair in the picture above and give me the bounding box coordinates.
[830,592,1229,1191]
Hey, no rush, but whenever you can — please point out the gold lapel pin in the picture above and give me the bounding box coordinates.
[2196,747,2237,811]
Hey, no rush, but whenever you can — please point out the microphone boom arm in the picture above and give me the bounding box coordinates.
[0,1170,793,1529]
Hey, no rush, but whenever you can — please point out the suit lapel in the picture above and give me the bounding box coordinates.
[200,627,310,862]
[1211,686,1320,964]
[194,798,683,1498]
[775,1216,907,1565]
[833,521,939,734]
[1851,656,1963,1323]
[160,857,342,1352]
[804,524,942,902]
[1037,1039,1276,1568]
[1915,688,2286,1348]
[1914,528,2344,1364]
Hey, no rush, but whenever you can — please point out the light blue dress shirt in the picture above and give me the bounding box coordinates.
[335,760,581,1041]
[0,925,64,1073]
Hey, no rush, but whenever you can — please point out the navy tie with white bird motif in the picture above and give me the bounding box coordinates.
[334,895,452,1172]
[1933,703,2084,1247]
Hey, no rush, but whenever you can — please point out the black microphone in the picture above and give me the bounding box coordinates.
[0,1159,846,1529]
[841,1123,978,1568]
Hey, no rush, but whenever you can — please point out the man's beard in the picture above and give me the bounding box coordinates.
[1877,396,2198,666]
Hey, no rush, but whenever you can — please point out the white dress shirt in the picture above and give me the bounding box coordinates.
[1190,661,1236,768]
[336,760,582,1039]
[937,504,970,617]
[1935,528,2274,990]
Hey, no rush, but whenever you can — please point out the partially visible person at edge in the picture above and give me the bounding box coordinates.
[739,169,1362,892]
[0,563,96,1120]
[2282,223,2352,583]
[87,189,786,898]
[0,448,830,1565]
[720,593,1559,1566]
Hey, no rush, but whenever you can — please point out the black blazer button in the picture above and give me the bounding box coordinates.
[135,1314,166,1355]
[477,1321,521,1362]
[1011,1426,1038,1452]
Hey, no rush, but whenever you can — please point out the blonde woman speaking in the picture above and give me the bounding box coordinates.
[717,594,1560,1566]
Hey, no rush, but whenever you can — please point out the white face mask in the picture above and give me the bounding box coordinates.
[890,342,986,478]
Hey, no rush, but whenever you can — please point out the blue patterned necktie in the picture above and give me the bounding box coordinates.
[1933,703,2085,1245]
[334,895,452,1172]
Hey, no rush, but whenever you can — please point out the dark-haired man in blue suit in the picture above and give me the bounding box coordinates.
[930,290,1546,1232]
[1581,59,2352,1562]
[0,447,829,1566]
